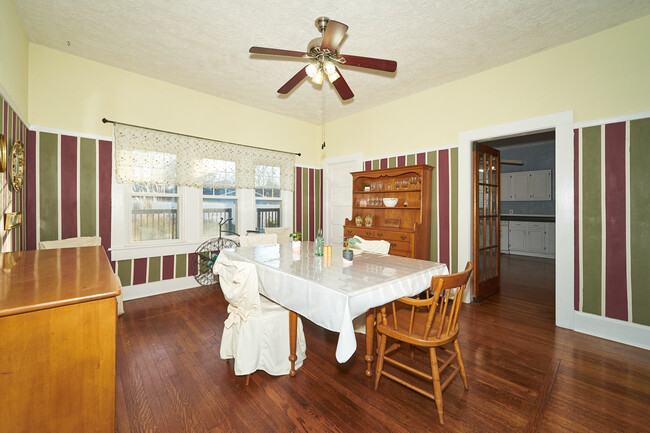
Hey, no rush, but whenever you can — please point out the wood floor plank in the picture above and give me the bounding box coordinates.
[115,255,650,432]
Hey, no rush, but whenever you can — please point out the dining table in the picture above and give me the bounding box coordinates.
[219,241,448,376]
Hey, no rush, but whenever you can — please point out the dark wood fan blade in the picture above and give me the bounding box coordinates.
[320,20,348,53]
[331,67,354,101]
[339,54,397,72]
[249,46,308,58]
[278,66,309,94]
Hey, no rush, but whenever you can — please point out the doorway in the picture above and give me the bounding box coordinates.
[480,131,556,309]
[458,111,575,330]
[322,153,363,245]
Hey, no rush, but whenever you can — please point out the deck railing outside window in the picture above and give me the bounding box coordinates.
[257,208,281,230]
[131,209,178,241]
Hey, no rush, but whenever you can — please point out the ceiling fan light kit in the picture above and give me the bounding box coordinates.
[249,17,397,101]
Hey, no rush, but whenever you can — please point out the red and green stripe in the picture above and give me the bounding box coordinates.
[581,125,602,316]
[294,166,322,241]
[575,116,650,326]
[629,118,650,326]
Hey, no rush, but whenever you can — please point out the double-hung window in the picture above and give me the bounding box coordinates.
[128,150,179,242]
[202,158,237,237]
[255,165,282,230]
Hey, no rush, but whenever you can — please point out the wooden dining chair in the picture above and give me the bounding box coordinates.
[374,262,473,426]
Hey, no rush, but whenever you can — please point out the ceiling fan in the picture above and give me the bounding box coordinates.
[249,17,397,101]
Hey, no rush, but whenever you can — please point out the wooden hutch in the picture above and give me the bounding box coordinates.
[344,164,433,259]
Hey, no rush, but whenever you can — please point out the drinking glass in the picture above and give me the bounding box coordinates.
[402,179,408,189]
[378,181,383,191]
[371,181,376,191]
[410,176,417,188]
[395,180,400,190]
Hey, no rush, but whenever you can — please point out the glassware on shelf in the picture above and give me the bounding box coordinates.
[371,181,376,191]
[410,176,417,188]
[377,181,383,191]
[402,179,408,189]
[395,180,400,190]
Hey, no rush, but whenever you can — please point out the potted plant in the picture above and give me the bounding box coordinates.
[343,237,360,261]
[290,232,302,250]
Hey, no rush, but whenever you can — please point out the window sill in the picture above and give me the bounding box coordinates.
[111,240,206,261]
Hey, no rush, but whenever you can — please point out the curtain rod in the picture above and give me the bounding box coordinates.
[102,118,301,157]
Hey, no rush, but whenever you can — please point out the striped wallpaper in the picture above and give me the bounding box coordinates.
[574,117,650,326]
[293,166,322,242]
[364,148,459,273]
[28,132,113,258]
[1,96,29,253]
[24,133,321,290]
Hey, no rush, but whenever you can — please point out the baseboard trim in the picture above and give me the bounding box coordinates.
[121,276,201,301]
[574,311,650,351]
[506,250,555,259]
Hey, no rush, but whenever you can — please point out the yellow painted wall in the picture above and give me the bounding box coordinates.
[324,14,650,161]
[28,44,321,166]
[0,0,29,117]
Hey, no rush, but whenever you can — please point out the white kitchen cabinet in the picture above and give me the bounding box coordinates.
[499,170,552,202]
[505,220,555,258]
[529,170,552,200]
[512,172,530,201]
[508,221,528,252]
[500,220,509,253]
[527,222,546,253]
[546,222,556,255]
[501,173,513,201]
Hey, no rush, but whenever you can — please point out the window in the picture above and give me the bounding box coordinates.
[255,165,282,230]
[111,124,295,261]
[128,150,179,242]
[202,159,237,236]
[130,184,179,241]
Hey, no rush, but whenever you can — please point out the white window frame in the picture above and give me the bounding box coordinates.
[127,184,182,244]
[111,184,293,261]
[200,188,238,240]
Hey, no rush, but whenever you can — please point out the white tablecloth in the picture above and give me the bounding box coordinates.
[220,242,448,363]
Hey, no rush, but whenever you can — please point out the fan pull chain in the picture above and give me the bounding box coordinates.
[321,91,326,149]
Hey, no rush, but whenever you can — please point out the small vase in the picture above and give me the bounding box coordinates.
[342,249,354,261]
[292,240,301,251]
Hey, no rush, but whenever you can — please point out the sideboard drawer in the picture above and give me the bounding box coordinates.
[388,240,412,255]
[375,230,413,243]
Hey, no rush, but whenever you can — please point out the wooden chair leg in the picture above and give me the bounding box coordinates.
[454,339,469,390]
[245,374,250,386]
[374,334,388,390]
[430,347,444,425]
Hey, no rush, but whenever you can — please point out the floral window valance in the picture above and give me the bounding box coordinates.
[114,124,295,191]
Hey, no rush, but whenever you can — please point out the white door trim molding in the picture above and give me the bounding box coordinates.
[322,152,363,245]
[457,111,575,330]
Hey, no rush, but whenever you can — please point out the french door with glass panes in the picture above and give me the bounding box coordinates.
[472,143,500,300]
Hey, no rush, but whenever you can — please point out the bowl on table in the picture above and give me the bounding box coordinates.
[383,197,398,207]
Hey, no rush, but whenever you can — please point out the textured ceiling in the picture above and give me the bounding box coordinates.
[14,0,650,124]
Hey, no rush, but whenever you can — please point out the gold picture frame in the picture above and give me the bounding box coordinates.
[0,134,6,172]
[10,140,25,191]
[4,211,23,230]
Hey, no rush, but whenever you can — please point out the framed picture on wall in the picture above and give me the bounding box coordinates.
[4,212,22,230]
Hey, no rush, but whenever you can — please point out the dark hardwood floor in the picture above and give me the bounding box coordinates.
[115,255,650,432]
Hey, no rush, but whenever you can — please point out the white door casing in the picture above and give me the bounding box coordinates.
[323,153,363,245]
[458,111,574,330]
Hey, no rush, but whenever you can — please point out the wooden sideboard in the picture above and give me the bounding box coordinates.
[344,164,433,259]
[0,246,120,433]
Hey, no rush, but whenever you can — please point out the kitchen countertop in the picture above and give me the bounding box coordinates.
[500,214,555,223]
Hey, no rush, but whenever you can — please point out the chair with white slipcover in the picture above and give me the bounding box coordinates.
[214,253,307,384]
[39,236,124,316]
[263,227,292,244]
[239,233,278,247]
